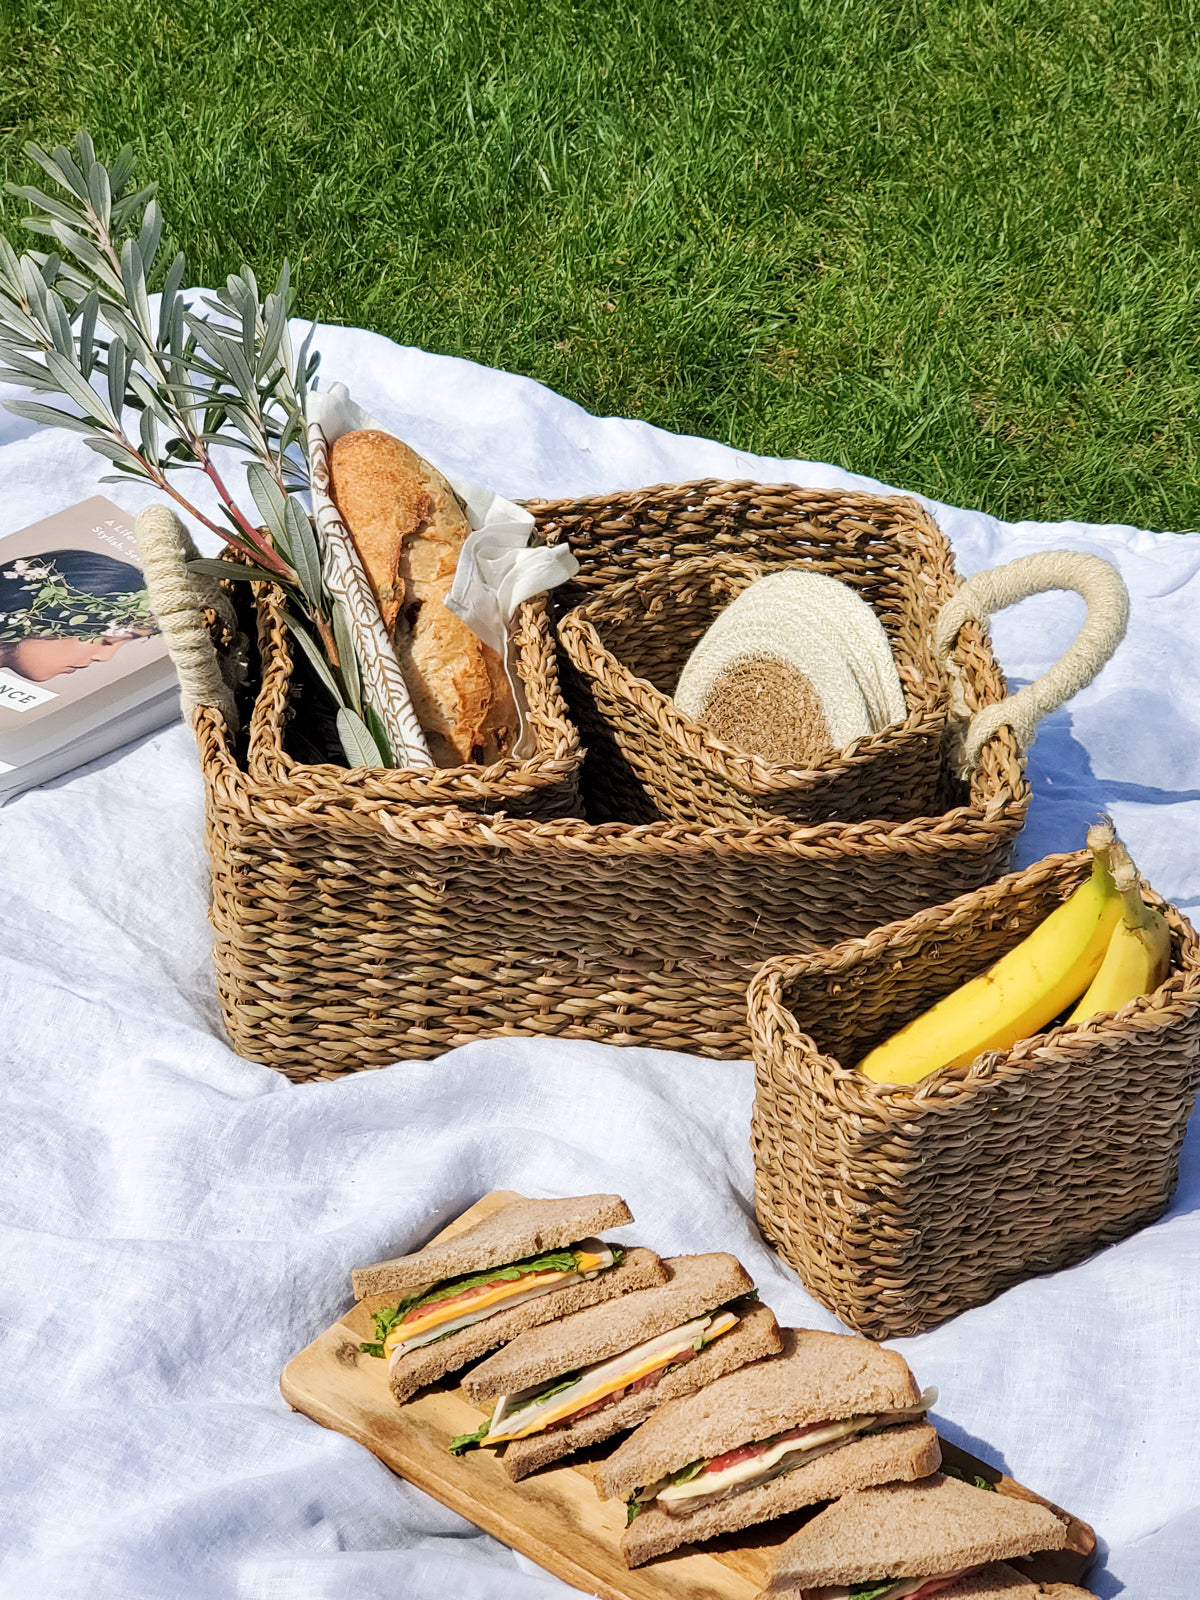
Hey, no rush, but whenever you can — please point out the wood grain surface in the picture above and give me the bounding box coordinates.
[281,1191,1096,1600]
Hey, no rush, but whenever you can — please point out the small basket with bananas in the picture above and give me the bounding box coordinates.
[748,821,1200,1339]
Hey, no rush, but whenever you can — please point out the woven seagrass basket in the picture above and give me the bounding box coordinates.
[556,552,945,826]
[245,582,582,818]
[144,480,1076,1080]
[749,851,1200,1339]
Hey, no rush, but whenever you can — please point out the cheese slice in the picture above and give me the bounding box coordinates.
[484,1309,741,1444]
[384,1242,614,1362]
[656,1414,869,1506]
[652,1386,939,1510]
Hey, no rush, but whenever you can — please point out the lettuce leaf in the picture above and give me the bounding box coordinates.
[669,1458,706,1486]
[943,1463,996,1491]
[358,1248,587,1358]
[848,1583,898,1600]
[626,1498,643,1526]
[508,1370,583,1415]
[448,1419,492,1455]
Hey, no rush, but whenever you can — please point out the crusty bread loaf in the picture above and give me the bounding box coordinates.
[328,428,518,765]
[624,1422,941,1567]
[602,1325,923,1502]
[764,1474,1069,1592]
[498,1302,782,1480]
[464,1252,756,1402]
[387,1246,667,1404]
[353,1193,632,1300]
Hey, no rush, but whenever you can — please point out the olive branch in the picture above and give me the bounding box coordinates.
[0,132,394,766]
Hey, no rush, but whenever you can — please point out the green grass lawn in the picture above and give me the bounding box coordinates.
[3,0,1199,528]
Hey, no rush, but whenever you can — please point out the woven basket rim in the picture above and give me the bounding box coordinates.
[525,476,933,518]
[558,550,947,795]
[245,583,581,802]
[749,849,1200,1108]
[205,698,1029,853]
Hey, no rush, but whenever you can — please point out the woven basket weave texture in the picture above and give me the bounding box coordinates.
[749,851,1200,1339]
[246,584,582,819]
[556,552,944,826]
[201,479,1031,1080]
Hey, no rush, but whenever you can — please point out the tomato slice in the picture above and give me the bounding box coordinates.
[400,1269,557,1326]
[703,1420,819,1477]
[557,1346,697,1426]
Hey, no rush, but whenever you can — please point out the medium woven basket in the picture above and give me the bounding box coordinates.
[246,583,582,819]
[556,552,945,826]
[749,851,1200,1339]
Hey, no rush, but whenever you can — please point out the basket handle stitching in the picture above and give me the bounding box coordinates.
[935,550,1129,771]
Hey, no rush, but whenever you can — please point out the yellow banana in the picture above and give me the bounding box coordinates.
[859,821,1123,1085]
[1068,845,1171,1025]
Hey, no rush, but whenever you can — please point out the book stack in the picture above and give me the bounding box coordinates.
[0,496,179,804]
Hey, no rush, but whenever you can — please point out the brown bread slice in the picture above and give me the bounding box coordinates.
[783,1564,1095,1599]
[499,1302,782,1480]
[913,1565,1094,1599]
[602,1325,923,1502]
[464,1253,755,1402]
[352,1193,632,1299]
[388,1246,666,1403]
[764,1473,1069,1592]
[623,1422,940,1567]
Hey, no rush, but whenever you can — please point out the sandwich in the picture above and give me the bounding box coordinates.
[353,1194,666,1402]
[602,1327,940,1566]
[762,1472,1093,1599]
[453,1252,782,1479]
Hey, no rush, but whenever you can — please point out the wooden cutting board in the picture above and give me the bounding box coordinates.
[281,1191,1096,1600]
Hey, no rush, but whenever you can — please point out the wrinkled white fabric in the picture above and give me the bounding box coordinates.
[2,316,1199,1600]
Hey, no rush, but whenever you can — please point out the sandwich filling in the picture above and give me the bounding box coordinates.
[450,1307,742,1454]
[360,1240,621,1363]
[627,1387,937,1521]
[805,1569,984,1599]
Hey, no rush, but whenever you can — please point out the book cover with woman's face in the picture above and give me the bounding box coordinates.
[0,497,168,727]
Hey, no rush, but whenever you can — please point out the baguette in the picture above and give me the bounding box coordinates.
[328,428,517,765]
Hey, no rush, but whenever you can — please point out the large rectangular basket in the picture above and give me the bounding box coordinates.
[748,851,1200,1339]
[186,480,1036,1080]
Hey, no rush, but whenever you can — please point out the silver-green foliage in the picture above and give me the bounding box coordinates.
[0,133,387,768]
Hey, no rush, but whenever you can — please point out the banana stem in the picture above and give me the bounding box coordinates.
[1108,840,1156,931]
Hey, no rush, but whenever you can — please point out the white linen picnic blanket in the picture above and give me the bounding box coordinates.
[3,320,1199,1600]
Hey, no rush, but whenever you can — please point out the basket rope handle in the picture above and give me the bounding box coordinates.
[934,549,1129,770]
[135,504,242,732]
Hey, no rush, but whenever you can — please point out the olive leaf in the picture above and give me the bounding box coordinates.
[0,132,393,768]
[336,707,384,769]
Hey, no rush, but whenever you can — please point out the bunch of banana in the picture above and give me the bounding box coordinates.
[859,821,1172,1085]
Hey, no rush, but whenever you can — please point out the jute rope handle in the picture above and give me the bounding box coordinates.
[134,504,241,733]
[934,549,1129,770]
